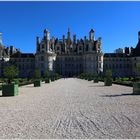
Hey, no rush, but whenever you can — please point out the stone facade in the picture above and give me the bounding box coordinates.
[0,30,140,78]
[0,33,20,77]
[35,28,103,77]
[104,31,140,78]
[10,53,35,78]
[0,29,103,77]
[103,53,132,77]
[35,29,56,75]
[0,33,20,61]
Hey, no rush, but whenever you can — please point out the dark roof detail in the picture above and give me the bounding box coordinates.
[90,29,94,33]
[11,53,35,58]
[132,41,140,57]
[104,53,129,57]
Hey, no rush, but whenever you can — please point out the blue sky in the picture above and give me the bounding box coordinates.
[0,1,140,53]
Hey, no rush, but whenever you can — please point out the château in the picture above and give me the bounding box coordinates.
[0,29,140,78]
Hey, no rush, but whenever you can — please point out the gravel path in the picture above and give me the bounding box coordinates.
[0,78,140,139]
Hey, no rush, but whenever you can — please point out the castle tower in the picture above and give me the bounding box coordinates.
[67,28,72,45]
[36,36,40,52]
[44,29,50,52]
[84,36,87,52]
[0,32,2,45]
[67,28,71,40]
[84,36,87,42]
[35,29,56,76]
[51,36,55,51]
[73,34,76,44]
[62,35,65,43]
[62,35,67,53]
[66,28,72,53]
[72,34,76,52]
[89,29,94,41]
[96,37,102,52]
[44,29,50,40]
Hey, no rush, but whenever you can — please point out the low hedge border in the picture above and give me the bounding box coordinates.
[78,77,133,87]
[98,80,133,87]
[113,81,133,87]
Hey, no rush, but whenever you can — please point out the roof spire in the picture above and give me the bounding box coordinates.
[67,27,71,40]
[68,27,70,33]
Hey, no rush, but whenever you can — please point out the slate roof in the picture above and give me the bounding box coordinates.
[11,53,35,58]
[104,53,130,57]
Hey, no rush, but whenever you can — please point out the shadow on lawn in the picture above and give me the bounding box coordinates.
[101,93,140,97]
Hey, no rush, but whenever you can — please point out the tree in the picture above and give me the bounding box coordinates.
[105,69,112,78]
[45,70,50,79]
[94,73,98,79]
[135,63,140,81]
[4,65,19,84]
[104,69,113,86]
[136,64,140,75]
[34,69,41,79]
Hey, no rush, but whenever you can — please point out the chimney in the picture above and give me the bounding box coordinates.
[73,34,76,44]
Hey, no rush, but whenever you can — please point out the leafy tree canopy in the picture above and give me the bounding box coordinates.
[4,65,19,79]
[105,70,112,78]
[45,70,51,78]
[4,65,19,84]
[34,69,41,79]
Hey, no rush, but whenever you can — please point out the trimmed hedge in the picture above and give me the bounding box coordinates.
[133,82,140,94]
[113,81,132,87]
[34,80,41,87]
[0,81,34,91]
[104,78,112,86]
[2,84,19,96]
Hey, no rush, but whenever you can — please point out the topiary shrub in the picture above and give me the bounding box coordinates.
[33,69,41,87]
[2,65,19,96]
[104,70,112,86]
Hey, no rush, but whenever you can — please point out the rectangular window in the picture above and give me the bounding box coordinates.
[41,56,44,61]
[41,63,44,68]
